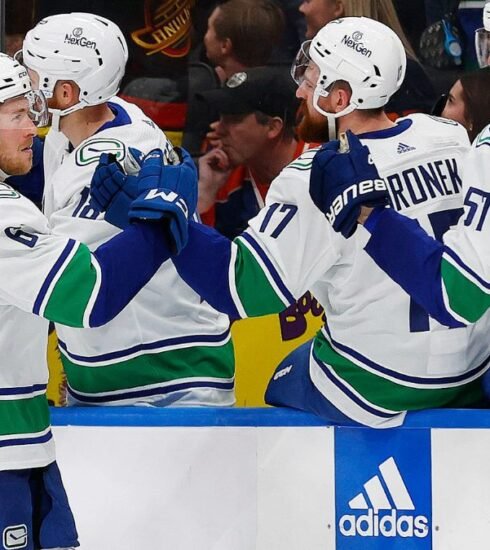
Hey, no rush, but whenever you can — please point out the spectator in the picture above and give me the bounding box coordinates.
[439,68,490,142]
[196,67,303,239]
[204,0,285,82]
[299,0,344,39]
[341,0,437,115]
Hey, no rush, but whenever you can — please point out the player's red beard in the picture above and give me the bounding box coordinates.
[296,100,331,143]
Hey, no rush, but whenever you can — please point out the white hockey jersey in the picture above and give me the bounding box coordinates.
[44,97,234,406]
[217,114,487,427]
[0,183,149,469]
[364,124,490,327]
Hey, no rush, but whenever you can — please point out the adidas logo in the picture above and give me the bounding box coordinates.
[397,142,416,154]
[339,457,429,539]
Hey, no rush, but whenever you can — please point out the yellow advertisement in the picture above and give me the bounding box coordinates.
[47,292,324,407]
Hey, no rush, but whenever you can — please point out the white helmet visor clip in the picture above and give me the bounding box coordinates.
[475,28,490,68]
[26,89,49,127]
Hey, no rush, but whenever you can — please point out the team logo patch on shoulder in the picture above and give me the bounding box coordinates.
[0,183,20,199]
[76,138,126,166]
[476,128,490,148]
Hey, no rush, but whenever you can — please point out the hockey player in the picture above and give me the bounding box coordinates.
[0,53,196,550]
[310,125,490,329]
[92,17,487,428]
[19,13,234,407]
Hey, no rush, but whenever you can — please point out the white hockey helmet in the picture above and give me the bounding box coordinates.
[475,2,490,68]
[0,53,48,127]
[19,12,128,117]
[292,17,406,120]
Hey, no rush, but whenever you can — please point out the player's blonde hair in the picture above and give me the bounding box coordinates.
[341,0,418,61]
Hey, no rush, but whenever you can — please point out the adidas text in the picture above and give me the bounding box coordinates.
[339,509,429,538]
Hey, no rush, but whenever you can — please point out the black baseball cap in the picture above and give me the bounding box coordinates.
[196,66,299,121]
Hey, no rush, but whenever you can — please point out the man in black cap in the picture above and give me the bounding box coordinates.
[196,66,306,239]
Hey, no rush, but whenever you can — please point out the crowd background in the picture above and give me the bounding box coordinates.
[4,0,489,406]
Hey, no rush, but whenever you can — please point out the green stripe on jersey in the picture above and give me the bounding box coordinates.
[44,244,97,327]
[314,332,483,411]
[441,257,490,323]
[62,340,235,394]
[234,238,286,317]
[0,394,50,436]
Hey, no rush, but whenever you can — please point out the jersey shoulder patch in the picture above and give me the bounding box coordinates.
[475,124,490,148]
[286,146,320,172]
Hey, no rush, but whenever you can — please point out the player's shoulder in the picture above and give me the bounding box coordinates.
[283,145,320,174]
[399,112,470,146]
[0,183,47,231]
[474,124,490,149]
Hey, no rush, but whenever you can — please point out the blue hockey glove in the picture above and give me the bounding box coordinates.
[309,130,389,238]
[90,147,144,229]
[128,147,198,254]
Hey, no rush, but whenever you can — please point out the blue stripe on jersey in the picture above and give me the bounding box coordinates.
[33,239,77,315]
[0,430,52,448]
[89,222,173,327]
[312,351,398,419]
[58,329,231,363]
[358,119,413,140]
[240,232,295,305]
[67,379,235,403]
[322,322,490,385]
[96,101,132,134]
[445,247,490,289]
[172,221,241,318]
[364,208,465,328]
[0,384,46,396]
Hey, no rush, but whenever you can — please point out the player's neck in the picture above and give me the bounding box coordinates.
[247,137,298,185]
[60,104,116,148]
[337,111,396,137]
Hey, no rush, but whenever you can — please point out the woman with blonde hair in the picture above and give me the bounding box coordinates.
[297,0,436,115]
[342,0,417,60]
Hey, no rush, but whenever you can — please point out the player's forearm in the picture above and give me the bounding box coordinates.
[40,222,171,328]
[172,221,292,319]
[363,208,465,328]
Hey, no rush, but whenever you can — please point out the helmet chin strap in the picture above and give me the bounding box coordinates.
[49,101,86,132]
[313,86,356,142]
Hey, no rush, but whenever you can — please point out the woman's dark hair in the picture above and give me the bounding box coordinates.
[460,67,490,142]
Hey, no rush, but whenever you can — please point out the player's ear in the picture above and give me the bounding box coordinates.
[53,81,78,109]
[332,82,352,114]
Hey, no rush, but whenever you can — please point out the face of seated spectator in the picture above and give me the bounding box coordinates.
[299,0,344,39]
[214,112,284,167]
[204,7,226,67]
[441,69,490,142]
[441,80,467,129]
